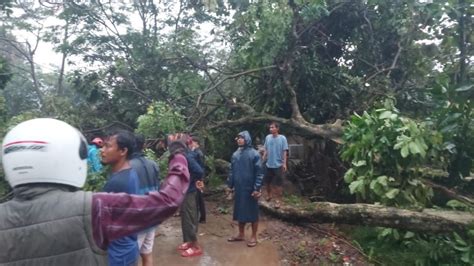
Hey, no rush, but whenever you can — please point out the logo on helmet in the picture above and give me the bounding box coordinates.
[3,141,48,155]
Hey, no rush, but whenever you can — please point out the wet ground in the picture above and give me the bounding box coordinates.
[146,198,368,266]
[151,201,280,266]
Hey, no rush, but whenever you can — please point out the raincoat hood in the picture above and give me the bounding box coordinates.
[238,130,252,148]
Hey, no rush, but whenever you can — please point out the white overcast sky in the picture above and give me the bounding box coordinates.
[12,1,221,73]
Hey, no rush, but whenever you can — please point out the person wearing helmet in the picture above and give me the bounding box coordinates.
[88,137,104,173]
[0,118,190,265]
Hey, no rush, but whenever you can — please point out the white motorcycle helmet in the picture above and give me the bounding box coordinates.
[1,118,88,188]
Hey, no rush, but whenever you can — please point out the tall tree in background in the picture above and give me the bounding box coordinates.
[191,0,468,138]
[58,0,213,127]
[0,0,470,180]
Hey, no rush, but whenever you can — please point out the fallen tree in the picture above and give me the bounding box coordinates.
[209,115,344,144]
[212,159,474,233]
[259,200,474,233]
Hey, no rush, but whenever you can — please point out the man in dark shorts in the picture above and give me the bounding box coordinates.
[262,122,288,209]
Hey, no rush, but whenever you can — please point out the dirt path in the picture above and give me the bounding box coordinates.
[147,198,368,266]
[151,201,280,266]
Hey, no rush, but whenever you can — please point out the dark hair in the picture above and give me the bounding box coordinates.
[134,133,145,152]
[269,121,280,129]
[108,130,135,158]
[191,135,201,144]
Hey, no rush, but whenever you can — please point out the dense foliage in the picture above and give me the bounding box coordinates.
[349,225,474,265]
[136,101,186,139]
[341,99,440,207]
[341,98,473,264]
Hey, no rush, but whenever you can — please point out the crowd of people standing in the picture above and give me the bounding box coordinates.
[0,118,288,265]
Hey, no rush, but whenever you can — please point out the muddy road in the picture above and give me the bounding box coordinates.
[146,199,367,266]
[151,202,280,266]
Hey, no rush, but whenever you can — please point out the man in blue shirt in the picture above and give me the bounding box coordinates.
[129,134,160,266]
[262,122,288,209]
[101,130,140,266]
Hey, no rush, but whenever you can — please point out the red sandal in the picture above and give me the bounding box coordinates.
[181,247,203,257]
[177,242,192,250]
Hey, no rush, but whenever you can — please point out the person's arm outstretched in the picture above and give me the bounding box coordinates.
[91,153,190,249]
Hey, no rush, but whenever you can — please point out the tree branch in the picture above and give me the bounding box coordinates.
[209,114,343,143]
[195,65,277,109]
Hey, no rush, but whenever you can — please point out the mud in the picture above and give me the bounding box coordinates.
[145,198,368,266]
[150,201,280,266]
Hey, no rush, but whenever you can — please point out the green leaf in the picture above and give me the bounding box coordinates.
[353,160,367,167]
[393,229,400,240]
[454,245,470,252]
[407,179,420,186]
[376,175,388,187]
[379,111,392,119]
[408,141,421,155]
[404,231,415,239]
[461,252,470,263]
[344,168,355,183]
[414,139,427,157]
[380,228,392,237]
[468,229,474,238]
[385,188,400,199]
[401,145,409,158]
[453,232,467,246]
[393,142,402,150]
[455,84,473,92]
[370,179,385,196]
[372,186,384,196]
[349,180,364,194]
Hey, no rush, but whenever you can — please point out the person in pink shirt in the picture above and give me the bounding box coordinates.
[0,118,190,265]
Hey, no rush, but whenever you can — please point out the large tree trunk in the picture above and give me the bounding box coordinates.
[259,200,474,233]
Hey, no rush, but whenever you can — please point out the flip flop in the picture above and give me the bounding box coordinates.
[247,239,257,247]
[274,200,281,209]
[181,247,203,257]
[227,236,245,242]
[177,242,192,250]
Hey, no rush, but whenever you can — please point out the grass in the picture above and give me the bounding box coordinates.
[343,226,467,266]
[207,174,225,189]
[283,194,305,206]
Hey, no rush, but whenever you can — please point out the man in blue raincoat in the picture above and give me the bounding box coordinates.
[226,131,263,247]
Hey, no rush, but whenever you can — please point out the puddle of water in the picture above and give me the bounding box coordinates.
[149,209,281,266]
